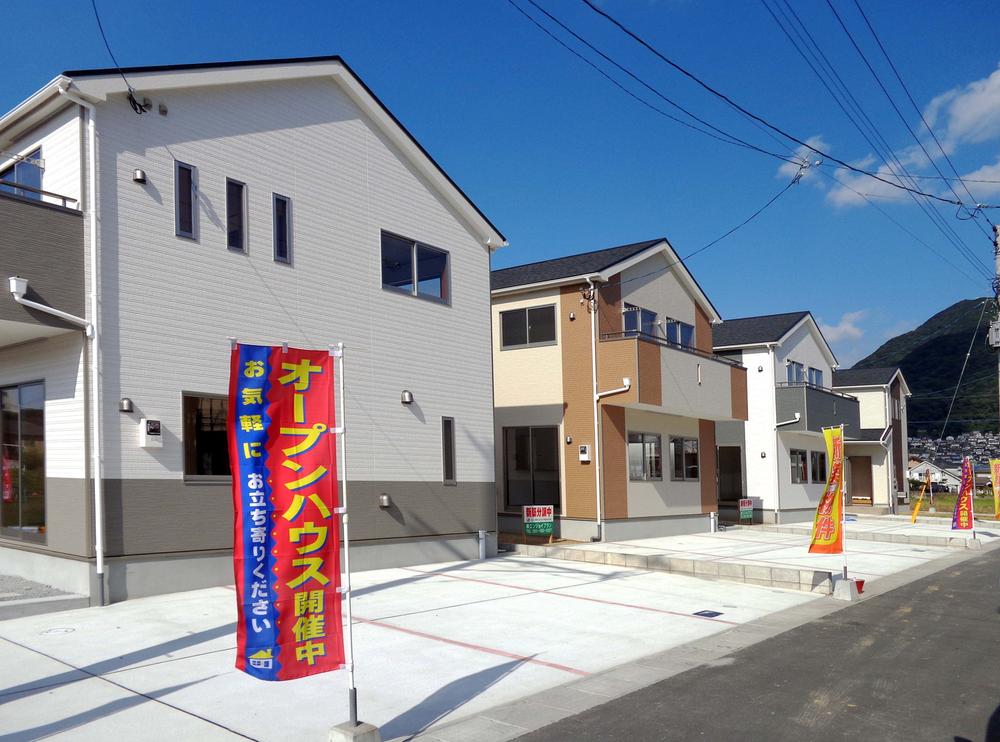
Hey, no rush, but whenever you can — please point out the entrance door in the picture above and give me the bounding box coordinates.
[503,426,560,510]
[717,446,742,503]
[848,456,873,505]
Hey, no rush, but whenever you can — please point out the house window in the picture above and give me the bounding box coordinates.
[666,319,695,348]
[670,437,700,481]
[273,194,292,263]
[500,305,556,348]
[808,367,824,387]
[183,394,230,477]
[624,304,658,337]
[226,179,246,252]
[442,417,456,484]
[0,148,42,200]
[381,231,449,302]
[811,451,827,483]
[787,361,804,384]
[790,449,808,483]
[628,432,662,481]
[503,426,560,509]
[0,382,45,543]
[175,161,196,238]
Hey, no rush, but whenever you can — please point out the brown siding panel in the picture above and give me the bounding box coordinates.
[730,366,748,421]
[597,338,639,406]
[699,419,717,512]
[597,275,622,337]
[601,405,628,519]
[637,340,662,406]
[560,285,597,519]
[695,303,713,354]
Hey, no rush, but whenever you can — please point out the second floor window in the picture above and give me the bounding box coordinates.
[273,194,292,263]
[0,148,42,200]
[175,161,196,239]
[624,304,658,337]
[501,305,556,348]
[808,367,824,387]
[666,319,695,348]
[226,179,246,252]
[381,232,449,302]
[787,361,804,384]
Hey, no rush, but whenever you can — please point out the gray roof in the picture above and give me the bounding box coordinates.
[832,367,900,387]
[849,428,889,442]
[712,311,810,348]
[490,239,662,291]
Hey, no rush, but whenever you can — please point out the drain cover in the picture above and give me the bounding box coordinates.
[693,610,723,618]
[42,627,76,635]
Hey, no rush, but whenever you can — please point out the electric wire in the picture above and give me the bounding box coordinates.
[507,0,797,164]
[89,0,146,115]
[850,0,996,228]
[762,0,992,280]
[939,299,990,439]
[823,0,994,236]
[577,0,998,210]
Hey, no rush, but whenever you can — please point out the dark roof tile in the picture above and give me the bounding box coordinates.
[490,239,663,291]
[712,311,810,348]
[833,367,900,387]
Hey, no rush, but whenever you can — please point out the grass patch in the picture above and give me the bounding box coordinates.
[911,494,998,516]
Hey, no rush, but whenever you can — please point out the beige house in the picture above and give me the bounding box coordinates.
[832,367,911,509]
[491,239,748,541]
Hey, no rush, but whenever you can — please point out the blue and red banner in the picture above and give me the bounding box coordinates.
[952,456,974,531]
[228,344,344,681]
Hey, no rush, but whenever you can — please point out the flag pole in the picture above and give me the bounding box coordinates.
[841,423,848,581]
[332,342,358,727]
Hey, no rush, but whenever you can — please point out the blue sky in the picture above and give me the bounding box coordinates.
[4,0,1000,365]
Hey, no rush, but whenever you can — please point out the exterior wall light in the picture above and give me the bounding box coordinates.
[400,390,414,405]
[378,494,392,508]
[133,169,147,184]
[119,398,134,413]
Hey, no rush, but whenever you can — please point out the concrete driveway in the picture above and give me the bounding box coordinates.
[0,556,817,741]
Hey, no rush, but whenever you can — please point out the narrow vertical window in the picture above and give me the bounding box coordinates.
[273,194,292,263]
[175,162,195,238]
[226,179,246,252]
[442,417,456,484]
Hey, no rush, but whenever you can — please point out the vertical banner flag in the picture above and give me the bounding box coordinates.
[911,470,931,524]
[990,459,1000,520]
[952,456,974,531]
[229,344,345,681]
[809,426,844,554]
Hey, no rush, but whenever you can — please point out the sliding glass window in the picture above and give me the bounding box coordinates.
[503,426,560,509]
[0,382,45,543]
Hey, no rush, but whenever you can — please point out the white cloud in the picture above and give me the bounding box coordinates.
[958,155,1000,199]
[926,64,1000,149]
[819,310,867,344]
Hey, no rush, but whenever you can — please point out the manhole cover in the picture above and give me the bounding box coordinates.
[42,627,76,635]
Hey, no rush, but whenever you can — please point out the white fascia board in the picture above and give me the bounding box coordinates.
[713,341,776,351]
[0,76,74,150]
[491,273,601,297]
[65,61,506,248]
[833,371,912,396]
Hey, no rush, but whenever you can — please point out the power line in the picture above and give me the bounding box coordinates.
[939,300,990,438]
[762,0,992,279]
[506,0,796,164]
[577,0,997,210]
[850,0,995,227]
[89,0,147,115]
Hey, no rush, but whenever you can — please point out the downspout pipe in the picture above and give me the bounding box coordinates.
[58,84,105,606]
[8,278,92,335]
[879,424,893,515]
[587,278,603,542]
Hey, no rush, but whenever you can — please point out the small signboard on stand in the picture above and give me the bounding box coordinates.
[739,498,753,524]
[523,505,555,542]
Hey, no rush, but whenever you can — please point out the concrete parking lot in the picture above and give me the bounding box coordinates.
[0,521,988,741]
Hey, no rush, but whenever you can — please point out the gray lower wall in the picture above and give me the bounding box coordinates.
[102,478,494,556]
[0,477,92,559]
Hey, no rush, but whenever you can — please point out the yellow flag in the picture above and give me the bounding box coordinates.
[911,470,930,524]
[809,427,844,554]
[990,459,1000,520]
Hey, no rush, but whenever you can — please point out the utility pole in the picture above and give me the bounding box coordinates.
[992,226,1000,432]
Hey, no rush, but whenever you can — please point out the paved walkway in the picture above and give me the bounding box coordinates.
[767,515,1000,548]
[0,556,816,741]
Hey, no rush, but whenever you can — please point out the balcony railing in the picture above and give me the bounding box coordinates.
[776,380,857,401]
[600,331,745,368]
[0,180,79,210]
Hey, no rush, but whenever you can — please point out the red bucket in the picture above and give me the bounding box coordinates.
[855,579,865,594]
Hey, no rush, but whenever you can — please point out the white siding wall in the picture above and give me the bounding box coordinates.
[743,347,778,510]
[774,322,833,385]
[0,332,86,478]
[94,79,495,484]
[2,104,81,206]
[777,431,826,510]
[852,388,888,429]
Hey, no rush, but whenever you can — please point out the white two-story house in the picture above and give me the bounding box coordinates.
[0,56,505,603]
[491,239,748,541]
[714,312,860,523]
[832,367,911,510]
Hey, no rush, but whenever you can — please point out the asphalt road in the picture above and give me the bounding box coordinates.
[520,548,1000,742]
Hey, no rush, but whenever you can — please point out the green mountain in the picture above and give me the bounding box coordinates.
[853,297,997,437]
